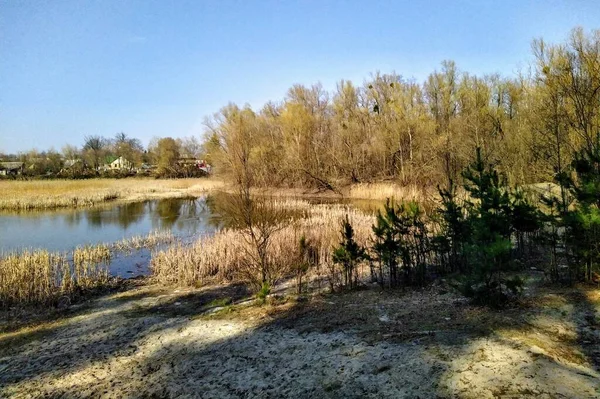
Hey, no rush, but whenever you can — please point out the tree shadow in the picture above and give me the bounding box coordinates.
[1,280,599,398]
[569,286,600,370]
[0,283,249,391]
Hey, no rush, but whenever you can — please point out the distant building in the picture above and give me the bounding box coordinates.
[63,159,81,168]
[106,156,132,171]
[177,158,211,174]
[198,160,212,174]
[0,162,24,176]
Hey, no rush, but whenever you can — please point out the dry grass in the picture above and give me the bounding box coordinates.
[347,182,429,201]
[0,178,224,211]
[0,244,112,306]
[151,201,374,287]
[112,230,176,252]
[244,182,431,202]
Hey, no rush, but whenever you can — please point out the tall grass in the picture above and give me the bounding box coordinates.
[151,202,374,287]
[348,183,428,201]
[0,244,112,307]
[112,230,175,252]
[0,178,223,211]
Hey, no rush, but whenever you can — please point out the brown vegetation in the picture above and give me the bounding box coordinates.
[204,28,600,194]
[0,244,112,306]
[0,178,223,211]
[151,201,373,289]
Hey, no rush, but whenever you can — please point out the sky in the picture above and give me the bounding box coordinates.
[1,0,599,154]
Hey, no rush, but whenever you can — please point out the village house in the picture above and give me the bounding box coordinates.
[105,156,133,171]
[176,157,212,174]
[0,161,24,176]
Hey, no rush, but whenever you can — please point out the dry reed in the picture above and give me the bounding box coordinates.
[0,178,223,211]
[0,244,112,307]
[112,230,176,252]
[348,182,429,202]
[150,203,374,287]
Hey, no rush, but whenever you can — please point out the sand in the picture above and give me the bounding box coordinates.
[1,281,599,398]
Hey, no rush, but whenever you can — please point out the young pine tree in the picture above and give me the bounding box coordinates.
[435,180,470,274]
[559,138,600,282]
[372,199,403,287]
[461,148,521,306]
[510,188,543,259]
[371,200,429,287]
[333,215,367,289]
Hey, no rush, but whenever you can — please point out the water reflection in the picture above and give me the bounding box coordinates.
[0,197,219,253]
[0,193,386,255]
[82,201,146,229]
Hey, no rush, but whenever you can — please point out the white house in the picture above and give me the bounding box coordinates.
[107,156,132,170]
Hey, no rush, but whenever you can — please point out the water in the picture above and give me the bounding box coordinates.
[0,197,221,253]
[0,193,381,277]
[0,197,225,278]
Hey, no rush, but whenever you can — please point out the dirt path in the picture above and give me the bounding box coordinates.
[1,281,599,398]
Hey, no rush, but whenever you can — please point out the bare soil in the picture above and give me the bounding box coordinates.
[1,277,599,398]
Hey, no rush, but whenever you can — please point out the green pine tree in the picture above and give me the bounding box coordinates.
[559,137,600,282]
[460,148,522,306]
[333,215,367,289]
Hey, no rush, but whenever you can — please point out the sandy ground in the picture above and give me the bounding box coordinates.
[1,278,599,398]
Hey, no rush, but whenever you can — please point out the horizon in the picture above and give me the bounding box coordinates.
[1,0,599,153]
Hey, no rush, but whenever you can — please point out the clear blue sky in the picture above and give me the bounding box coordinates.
[1,0,598,153]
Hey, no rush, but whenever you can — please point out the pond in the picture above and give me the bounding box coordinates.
[0,197,226,278]
[0,197,223,253]
[0,194,382,278]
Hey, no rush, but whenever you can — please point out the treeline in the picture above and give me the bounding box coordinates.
[0,133,207,179]
[204,27,600,191]
[203,27,600,306]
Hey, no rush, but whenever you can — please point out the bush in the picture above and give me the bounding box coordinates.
[256,282,271,303]
[460,275,524,308]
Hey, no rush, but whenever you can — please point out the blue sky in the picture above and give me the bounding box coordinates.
[1,0,599,153]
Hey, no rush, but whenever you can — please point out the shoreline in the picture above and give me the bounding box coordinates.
[0,178,225,212]
[0,178,430,212]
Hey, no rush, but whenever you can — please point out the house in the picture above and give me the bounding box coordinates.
[198,160,212,174]
[63,159,81,168]
[177,158,211,174]
[0,162,24,176]
[106,156,132,171]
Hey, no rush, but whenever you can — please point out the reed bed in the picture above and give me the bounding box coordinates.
[348,182,429,202]
[0,244,112,307]
[112,230,176,252]
[0,178,223,211]
[150,204,374,287]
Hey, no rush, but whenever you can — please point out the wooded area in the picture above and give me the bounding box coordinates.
[196,28,600,306]
[205,28,600,192]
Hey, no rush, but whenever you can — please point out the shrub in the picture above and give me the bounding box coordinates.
[372,199,429,287]
[332,215,367,290]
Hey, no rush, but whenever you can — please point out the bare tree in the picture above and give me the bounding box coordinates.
[209,104,290,290]
[83,135,107,171]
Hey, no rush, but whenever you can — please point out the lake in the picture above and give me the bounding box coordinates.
[0,197,223,253]
[0,194,379,278]
[0,196,225,277]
